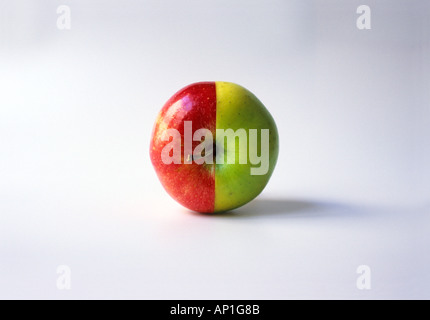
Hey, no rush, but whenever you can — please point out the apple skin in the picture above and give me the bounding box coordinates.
[214,82,279,212]
[150,82,216,213]
[150,82,279,213]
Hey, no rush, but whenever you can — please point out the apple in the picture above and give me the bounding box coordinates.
[150,82,279,213]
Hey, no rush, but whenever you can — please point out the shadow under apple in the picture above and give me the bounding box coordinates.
[189,198,362,219]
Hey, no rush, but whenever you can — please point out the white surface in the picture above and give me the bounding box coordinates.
[0,0,429,299]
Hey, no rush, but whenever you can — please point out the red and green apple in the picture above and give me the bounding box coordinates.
[150,82,279,213]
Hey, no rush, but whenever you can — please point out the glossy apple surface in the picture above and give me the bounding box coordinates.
[150,82,279,213]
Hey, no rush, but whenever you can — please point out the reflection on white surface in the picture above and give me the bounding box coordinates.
[0,0,429,299]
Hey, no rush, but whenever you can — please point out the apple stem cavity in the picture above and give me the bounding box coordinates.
[188,142,217,163]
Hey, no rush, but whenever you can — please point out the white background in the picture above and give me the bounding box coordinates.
[0,0,429,299]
